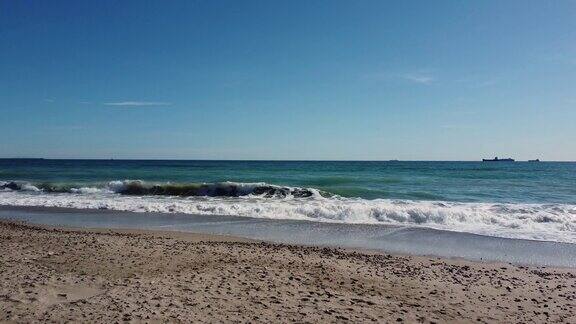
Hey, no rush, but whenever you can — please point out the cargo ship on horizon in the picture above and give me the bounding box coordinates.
[482,157,515,162]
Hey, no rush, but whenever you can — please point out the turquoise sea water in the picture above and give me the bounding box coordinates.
[1,159,575,243]
[1,159,574,203]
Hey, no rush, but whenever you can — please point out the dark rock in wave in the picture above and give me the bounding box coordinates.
[252,186,314,198]
[117,182,316,198]
[0,181,21,191]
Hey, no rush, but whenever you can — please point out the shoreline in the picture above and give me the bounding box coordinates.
[1,219,575,322]
[2,215,574,271]
[1,203,570,246]
[2,205,576,268]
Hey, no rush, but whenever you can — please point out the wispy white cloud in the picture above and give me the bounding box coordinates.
[103,101,172,107]
[43,98,55,103]
[471,79,499,88]
[363,69,437,85]
[400,73,436,85]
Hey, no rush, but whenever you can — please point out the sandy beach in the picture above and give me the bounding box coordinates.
[1,220,575,323]
[3,1,576,322]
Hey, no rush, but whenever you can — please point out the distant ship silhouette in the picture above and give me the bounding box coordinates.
[482,157,515,162]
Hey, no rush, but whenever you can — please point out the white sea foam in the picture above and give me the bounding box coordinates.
[0,190,575,243]
[20,184,40,192]
[69,187,111,194]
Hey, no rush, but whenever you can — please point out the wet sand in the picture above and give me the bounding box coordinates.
[1,220,575,323]
[4,206,576,268]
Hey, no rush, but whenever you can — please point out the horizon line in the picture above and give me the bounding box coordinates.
[0,157,572,162]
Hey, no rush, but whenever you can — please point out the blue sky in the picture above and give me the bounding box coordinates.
[1,0,575,160]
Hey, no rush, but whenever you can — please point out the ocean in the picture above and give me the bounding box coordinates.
[1,159,575,243]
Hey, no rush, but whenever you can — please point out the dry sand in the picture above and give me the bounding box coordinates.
[0,220,575,323]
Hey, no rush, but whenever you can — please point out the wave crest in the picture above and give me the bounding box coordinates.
[0,180,324,198]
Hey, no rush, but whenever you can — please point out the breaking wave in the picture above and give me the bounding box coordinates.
[0,180,323,198]
[1,180,576,243]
